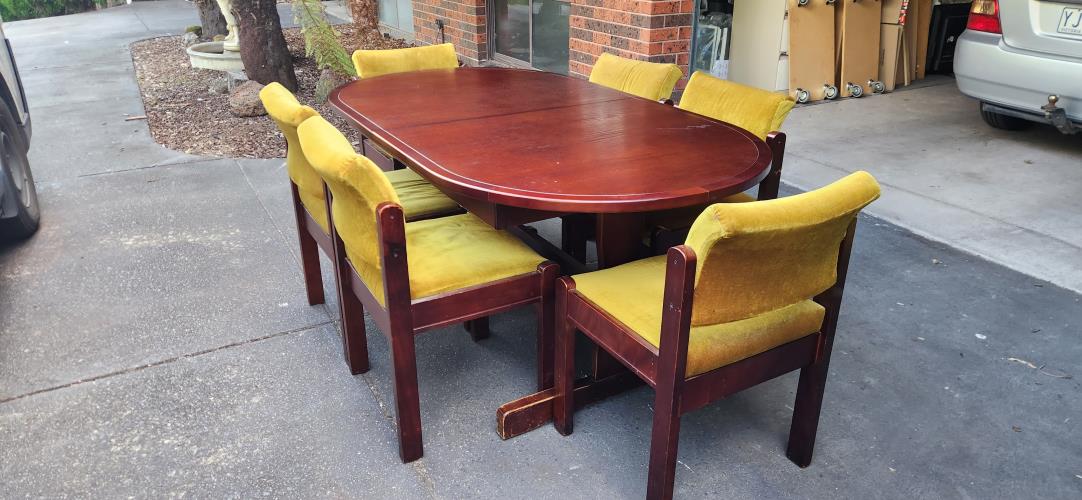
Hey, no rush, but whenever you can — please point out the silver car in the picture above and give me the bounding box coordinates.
[0,17,38,241]
[954,0,1081,134]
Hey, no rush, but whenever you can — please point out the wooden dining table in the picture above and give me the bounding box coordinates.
[329,67,774,439]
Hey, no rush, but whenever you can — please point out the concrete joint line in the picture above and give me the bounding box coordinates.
[234,159,305,266]
[0,320,334,405]
[787,152,1082,253]
[75,156,221,179]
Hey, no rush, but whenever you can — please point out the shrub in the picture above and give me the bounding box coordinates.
[0,0,109,22]
[292,0,356,78]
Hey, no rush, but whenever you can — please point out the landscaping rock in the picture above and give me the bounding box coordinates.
[228,81,266,117]
[226,70,249,92]
[208,76,229,95]
[182,32,199,47]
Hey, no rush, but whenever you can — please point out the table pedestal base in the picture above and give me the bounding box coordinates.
[496,371,643,439]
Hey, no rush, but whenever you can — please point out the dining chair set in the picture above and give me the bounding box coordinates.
[260,43,880,500]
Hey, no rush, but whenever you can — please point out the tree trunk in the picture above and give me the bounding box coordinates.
[194,0,228,38]
[348,0,380,31]
[232,0,298,92]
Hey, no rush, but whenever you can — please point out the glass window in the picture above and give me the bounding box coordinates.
[532,0,570,74]
[495,0,531,63]
[691,0,734,78]
[493,0,570,74]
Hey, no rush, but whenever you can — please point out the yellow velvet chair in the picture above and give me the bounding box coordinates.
[259,82,462,305]
[297,115,559,464]
[553,172,880,500]
[680,71,795,140]
[647,71,799,253]
[349,43,461,181]
[351,43,460,79]
[588,52,683,102]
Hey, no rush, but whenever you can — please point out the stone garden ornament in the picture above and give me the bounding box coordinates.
[186,0,245,71]
[215,0,240,52]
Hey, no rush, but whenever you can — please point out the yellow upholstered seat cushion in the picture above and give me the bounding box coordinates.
[300,116,517,306]
[352,43,459,79]
[589,52,683,101]
[573,256,825,377]
[259,82,326,231]
[678,71,795,140]
[385,168,461,221]
[348,213,546,304]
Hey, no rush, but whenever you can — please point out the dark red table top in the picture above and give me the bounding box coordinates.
[329,67,771,214]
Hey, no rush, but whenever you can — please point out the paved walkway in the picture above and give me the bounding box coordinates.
[1,2,1080,498]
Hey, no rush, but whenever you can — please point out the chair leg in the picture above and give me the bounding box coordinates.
[552,284,575,436]
[389,326,424,463]
[463,317,490,341]
[646,383,682,500]
[338,283,369,375]
[786,359,830,468]
[291,184,324,305]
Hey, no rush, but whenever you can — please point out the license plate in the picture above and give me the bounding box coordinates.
[1058,7,1082,35]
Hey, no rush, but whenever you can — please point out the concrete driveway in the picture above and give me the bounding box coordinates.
[784,78,1082,293]
[1,2,1080,498]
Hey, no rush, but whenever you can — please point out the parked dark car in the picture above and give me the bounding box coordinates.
[0,17,38,241]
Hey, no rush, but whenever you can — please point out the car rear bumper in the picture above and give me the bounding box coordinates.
[954,30,1082,123]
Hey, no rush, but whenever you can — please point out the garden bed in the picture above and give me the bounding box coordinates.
[131,25,410,159]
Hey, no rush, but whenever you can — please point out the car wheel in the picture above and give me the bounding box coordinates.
[0,106,39,241]
[980,104,1032,131]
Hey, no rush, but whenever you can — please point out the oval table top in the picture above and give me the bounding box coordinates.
[329,67,772,214]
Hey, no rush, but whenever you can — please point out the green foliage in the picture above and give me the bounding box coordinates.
[0,0,96,21]
[185,25,203,36]
[292,0,357,78]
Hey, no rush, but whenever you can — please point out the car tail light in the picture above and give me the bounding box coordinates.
[967,0,1002,34]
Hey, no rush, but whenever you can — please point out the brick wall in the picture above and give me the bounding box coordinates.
[411,0,488,65]
[568,0,693,86]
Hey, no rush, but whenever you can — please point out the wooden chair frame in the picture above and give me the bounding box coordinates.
[291,181,333,307]
[323,185,559,463]
[553,218,859,500]
[289,138,464,307]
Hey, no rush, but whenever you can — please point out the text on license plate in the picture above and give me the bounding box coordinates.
[1059,7,1082,35]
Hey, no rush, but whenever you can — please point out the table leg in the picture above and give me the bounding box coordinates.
[497,212,650,440]
[595,213,645,269]
[593,213,646,378]
[560,214,591,264]
[497,371,643,439]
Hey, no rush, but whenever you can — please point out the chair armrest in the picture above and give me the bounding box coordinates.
[656,245,697,381]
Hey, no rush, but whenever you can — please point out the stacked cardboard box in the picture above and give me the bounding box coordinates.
[880,0,934,91]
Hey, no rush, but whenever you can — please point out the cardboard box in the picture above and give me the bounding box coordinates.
[904,0,920,82]
[915,0,933,79]
[882,0,906,24]
[879,23,903,91]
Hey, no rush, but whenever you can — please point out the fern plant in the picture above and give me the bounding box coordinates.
[292,0,357,78]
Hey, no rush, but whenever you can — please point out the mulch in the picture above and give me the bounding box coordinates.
[130,25,411,159]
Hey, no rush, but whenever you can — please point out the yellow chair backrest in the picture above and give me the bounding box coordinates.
[588,52,683,101]
[352,43,459,79]
[297,115,401,288]
[684,171,880,326]
[259,82,324,225]
[678,71,795,140]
